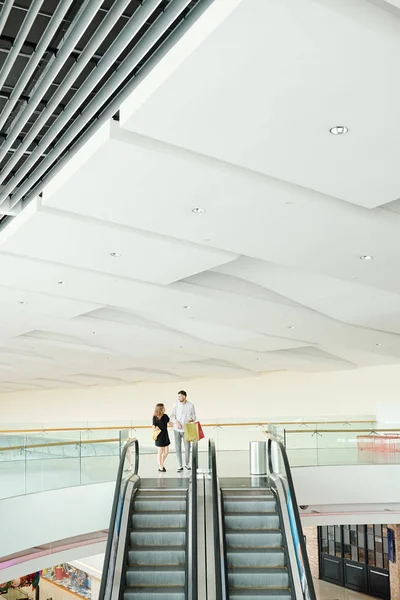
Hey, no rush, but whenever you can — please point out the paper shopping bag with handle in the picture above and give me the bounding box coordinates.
[197,422,205,441]
[184,422,199,442]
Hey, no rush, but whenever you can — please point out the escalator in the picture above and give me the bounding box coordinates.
[100,440,197,600]
[101,436,314,600]
[209,438,317,600]
[222,486,290,600]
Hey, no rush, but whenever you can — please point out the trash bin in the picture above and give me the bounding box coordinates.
[249,440,267,475]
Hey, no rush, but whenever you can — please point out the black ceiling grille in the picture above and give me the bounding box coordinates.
[0,0,207,226]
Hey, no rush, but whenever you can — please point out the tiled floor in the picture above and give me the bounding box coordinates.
[314,578,380,600]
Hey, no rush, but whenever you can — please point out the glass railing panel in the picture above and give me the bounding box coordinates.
[284,430,317,451]
[0,436,26,499]
[284,428,400,466]
[25,438,81,494]
[201,418,267,453]
[2,418,400,501]
[80,437,120,485]
[213,448,249,477]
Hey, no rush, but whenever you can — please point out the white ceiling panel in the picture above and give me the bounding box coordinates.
[38,124,400,296]
[120,0,400,208]
[0,285,100,320]
[110,368,181,384]
[0,201,236,286]
[215,257,400,332]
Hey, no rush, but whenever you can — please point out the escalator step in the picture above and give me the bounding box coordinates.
[132,512,186,529]
[130,529,186,547]
[224,500,276,513]
[228,590,291,600]
[222,489,274,497]
[225,513,280,530]
[137,491,187,498]
[134,500,187,512]
[228,567,289,589]
[128,547,185,566]
[227,548,285,568]
[225,528,283,548]
[124,586,185,600]
[125,565,185,587]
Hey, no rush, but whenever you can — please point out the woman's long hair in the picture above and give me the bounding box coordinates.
[154,403,165,419]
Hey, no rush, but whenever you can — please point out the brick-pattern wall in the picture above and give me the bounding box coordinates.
[303,525,319,579]
[388,524,400,600]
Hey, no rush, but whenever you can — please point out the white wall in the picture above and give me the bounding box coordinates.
[292,464,400,505]
[1,364,400,422]
[0,482,114,557]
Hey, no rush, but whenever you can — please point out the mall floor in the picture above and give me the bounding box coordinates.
[314,579,381,600]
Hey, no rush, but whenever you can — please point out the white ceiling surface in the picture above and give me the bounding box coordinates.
[121,0,400,209]
[1,1,400,390]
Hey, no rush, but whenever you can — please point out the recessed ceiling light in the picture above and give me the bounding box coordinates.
[360,255,373,261]
[376,343,382,347]
[110,252,121,257]
[288,326,295,330]
[183,305,191,309]
[330,125,348,135]
[192,207,205,214]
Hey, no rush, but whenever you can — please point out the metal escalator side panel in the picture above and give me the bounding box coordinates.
[100,439,140,600]
[111,477,140,600]
[188,441,199,600]
[217,483,228,600]
[267,436,317,600]
[270,477,303,600]
[207,439,226,600]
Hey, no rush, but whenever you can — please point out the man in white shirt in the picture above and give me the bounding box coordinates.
[170,390,196,472]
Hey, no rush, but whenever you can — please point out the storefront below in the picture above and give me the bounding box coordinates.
[318,524,390,600]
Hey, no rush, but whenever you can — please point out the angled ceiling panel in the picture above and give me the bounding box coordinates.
[120,0,400,208]
[0,201,237,285]
[39,123,400,296]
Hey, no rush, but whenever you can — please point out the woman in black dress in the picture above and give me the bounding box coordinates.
[153,403,171,472]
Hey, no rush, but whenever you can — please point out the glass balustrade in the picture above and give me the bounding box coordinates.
[0,415,399,500]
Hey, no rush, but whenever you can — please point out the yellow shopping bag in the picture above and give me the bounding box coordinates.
[184,422,199,442]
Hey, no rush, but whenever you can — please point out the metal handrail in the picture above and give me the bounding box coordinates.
[189,442,198,600]
[0,422,269,434]
[0,419,380,434]
[0,438,120,453]
[209,439,223,599]
[267,434,316,600]
[285,428,400,434]
[98,438,139,600]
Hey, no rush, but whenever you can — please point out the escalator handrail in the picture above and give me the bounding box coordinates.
[190,441,199,600]
[99,438,139,600]
[209,439,224,599]
[267,435,317,600]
